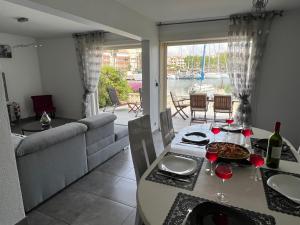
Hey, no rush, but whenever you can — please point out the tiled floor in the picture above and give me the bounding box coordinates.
[26,131,164,225]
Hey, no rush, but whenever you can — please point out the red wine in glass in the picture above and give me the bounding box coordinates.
[226,119,234,125]
[211,125,221,142]
[211,127,221,135]
[215,165,233,180]
[242,128,253,147]
[215,163,233,203]
[250,154,264,181]
[205,149,218,176]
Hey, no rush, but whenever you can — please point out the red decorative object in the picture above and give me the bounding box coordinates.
[31,95,56,119]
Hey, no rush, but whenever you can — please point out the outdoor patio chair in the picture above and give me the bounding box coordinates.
[135,88,143,117]
[170,91,189,120]
[160,108,175,147]
[104,87,139,114]
[213,94,232,121]
[128,115,157,225]
[190,93,208,124]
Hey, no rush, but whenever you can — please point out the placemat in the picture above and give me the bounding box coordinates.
[145,152,204,191]
[163,192,276,225]
[260,168,300,217]
[251,138,297,162]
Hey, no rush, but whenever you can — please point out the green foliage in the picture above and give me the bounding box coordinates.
[98,66,132,107]
[183,53,228,72]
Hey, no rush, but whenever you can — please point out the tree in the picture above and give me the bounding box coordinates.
[98,66,132,107]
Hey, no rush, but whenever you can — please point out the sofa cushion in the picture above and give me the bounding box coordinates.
[114,124,128,141]
[78,113,117,129]
[16,122,87,157]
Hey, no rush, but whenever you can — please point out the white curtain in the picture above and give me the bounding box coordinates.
[73,31,104,118]
[228,12,275,124]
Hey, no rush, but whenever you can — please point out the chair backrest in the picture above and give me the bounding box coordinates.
[31,95,54,111]
[128,115,157,182]
[107,87,120,105]
[139,88,143,109]
[160,108,175,147]
[214,95,232,111]
[170,92,179,107]
[166,108,175,140]
[190,94,207,109]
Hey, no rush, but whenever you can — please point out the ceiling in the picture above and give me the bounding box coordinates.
[114,0,300,22]
[0,0,100,38]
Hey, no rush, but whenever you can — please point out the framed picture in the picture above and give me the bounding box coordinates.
[0,45,12,58]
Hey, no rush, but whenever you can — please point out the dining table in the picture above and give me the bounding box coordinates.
[137,123,300,225]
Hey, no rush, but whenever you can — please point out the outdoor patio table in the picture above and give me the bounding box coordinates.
[137,124,300,225]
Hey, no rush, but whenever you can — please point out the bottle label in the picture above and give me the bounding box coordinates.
[271,147,282,159]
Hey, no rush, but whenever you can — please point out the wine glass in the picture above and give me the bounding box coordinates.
[215,163,233,203]
[250,154,264,181]
[211,124,221,142]
[242,127,253,148]
[205,148,218,176]
[225,118,234,141]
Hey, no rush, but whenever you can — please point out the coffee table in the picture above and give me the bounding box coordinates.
[21,121,51,135]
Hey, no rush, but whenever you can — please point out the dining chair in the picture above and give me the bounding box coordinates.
[128,115,157,225]
[170,91,189,120]
[160,108,175,147]
[213,95,232,121]
[190,93,208,124]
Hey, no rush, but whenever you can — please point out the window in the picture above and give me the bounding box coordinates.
[166,42,232,108]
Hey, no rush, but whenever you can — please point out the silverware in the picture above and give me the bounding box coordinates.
[156,171,191,183]
[182,208,192,225]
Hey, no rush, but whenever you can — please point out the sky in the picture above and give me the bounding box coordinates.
[167,43,228,57]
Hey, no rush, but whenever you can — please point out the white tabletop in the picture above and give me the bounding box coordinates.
[137,124,300,225]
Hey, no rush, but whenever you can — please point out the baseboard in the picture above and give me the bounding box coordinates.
[15,217,28,225]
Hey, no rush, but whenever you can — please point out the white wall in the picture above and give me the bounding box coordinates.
[0,33,43,119]
[252,9,300,147]
[38,36,83,120]
[0,77,26,225]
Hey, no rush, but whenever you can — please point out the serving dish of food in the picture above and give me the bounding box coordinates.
[206,142,250,161]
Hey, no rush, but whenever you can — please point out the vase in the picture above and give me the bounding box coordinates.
[236,94,252,126]
[40,111,51,127]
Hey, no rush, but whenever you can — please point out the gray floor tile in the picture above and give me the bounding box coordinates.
[96,158,135,180]
[37,188,99,224]
[112,148,133,162]
[101,178,137,207]
[122,208,136,225]
[27,211,68,225]
[71,197,133,225]
[71,170,121,196]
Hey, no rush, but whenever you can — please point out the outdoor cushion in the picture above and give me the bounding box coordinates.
[16,122,87,157]
[115,124,128,141]
[78,113,117,129]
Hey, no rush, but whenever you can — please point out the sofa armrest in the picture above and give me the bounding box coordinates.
[78,113,117,129]
[16,122,87,157]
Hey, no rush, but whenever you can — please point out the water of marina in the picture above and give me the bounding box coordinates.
[167,77,231,97]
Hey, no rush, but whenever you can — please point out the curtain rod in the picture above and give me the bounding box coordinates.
[157,10,284,26]
[157,17,229,26]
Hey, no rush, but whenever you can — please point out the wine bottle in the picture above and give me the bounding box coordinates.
[266,122,283,169]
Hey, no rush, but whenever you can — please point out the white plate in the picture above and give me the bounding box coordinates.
[222,124,243,132]
[267,174,300,204]
[158,155,197,176]
[182,132,208,143]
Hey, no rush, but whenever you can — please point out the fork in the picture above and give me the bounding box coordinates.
[182,208,192,225]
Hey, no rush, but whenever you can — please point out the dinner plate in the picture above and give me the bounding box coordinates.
[188,202,255,225]
[267,174,300,204]
[158,155,197,176]
[182,132,208,144]
[222,124,243,132]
